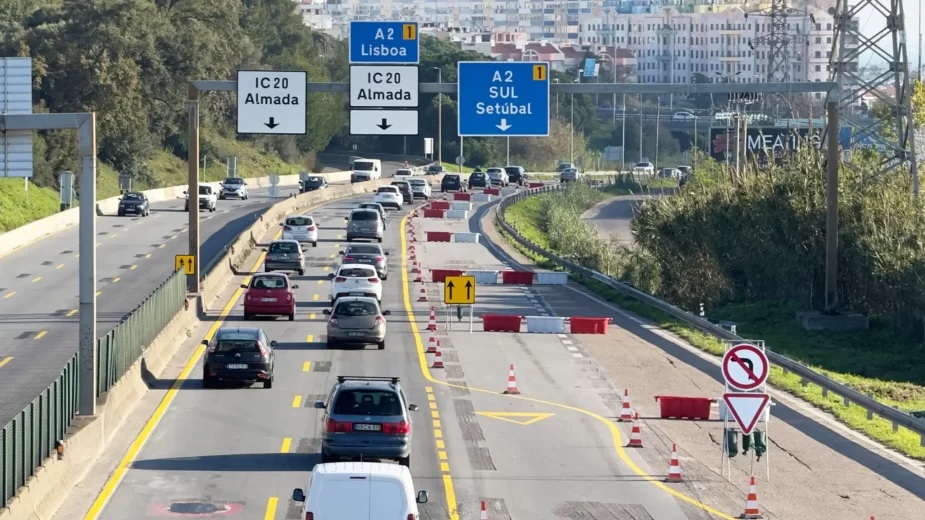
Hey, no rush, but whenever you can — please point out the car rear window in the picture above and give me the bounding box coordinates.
[224,178,244,184]
[214,339,260,354]
[445,175,460,181]
[269,242,299,254]
[286,216,312,226]
[377,187,398,193]
[252,276,288,289]
[333,390,403,415]
[339,267,376,278]
[347,245,381,254]
[199,186,212,195]
[335,301,379,316]
[354,161,375,170]
[409,179,426,186]
[123,193,143,200]
[359,204,381,211]
[305,177,323,185]
[350,211,378,221]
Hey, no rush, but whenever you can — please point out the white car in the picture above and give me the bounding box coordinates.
[407,178,431,199]
[632,162,655,175]
[394,168,414,181]
[281,214,318,247]
[184,185,217,212]
[219,177,248,199]
[373,186,403,210]
[486,167,509,186]
[672,111,697,121]
[330,264,383,303]
[291,463,429,520]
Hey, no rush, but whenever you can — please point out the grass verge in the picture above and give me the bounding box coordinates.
[498,191,925,460]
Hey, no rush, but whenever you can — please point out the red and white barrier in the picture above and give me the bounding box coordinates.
[453,232,480,243]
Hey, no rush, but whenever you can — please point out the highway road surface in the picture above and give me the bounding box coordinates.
[580,194,645,246]
[0,160,406,429]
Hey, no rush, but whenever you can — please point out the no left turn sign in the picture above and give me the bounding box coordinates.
[722,344,769,391]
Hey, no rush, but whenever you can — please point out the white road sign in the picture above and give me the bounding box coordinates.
[722,393,770,434]
[722,343,769,391]
[350,110,418,136]
[237,70,307,135]
[1,58,34,178]
[350,65,419,108]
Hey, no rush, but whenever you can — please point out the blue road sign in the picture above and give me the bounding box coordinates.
[349,21,420,64]
[457,61,550,137]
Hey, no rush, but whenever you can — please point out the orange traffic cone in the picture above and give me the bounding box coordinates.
[627,413,644,448]
[665,444,682,482]
[502,364,520,394]
[431,348,444,369]
[619,389,633,421]
[417,281,428,302]
[427,307,437,331]
[426,334,437,353]
[480,501,488,520]
[741,476,762,518]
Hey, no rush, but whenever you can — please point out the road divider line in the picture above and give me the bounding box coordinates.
[397,212,735,520]
[306,334,314,343]
[145,254,152,259]
[67,309,78,317]
[0,357,12,368]
[130,265,137,270]
[302,362,311,372]
[292,396,302,408]
[109,234,116,239]
[323,266,329,271]
[317,280,323,285]
[35,331,47,340]
[83,233,276,520]
[309,313,316,320]
[4,292,14,299]
[158,244,166,249]
[313,294,319,301]
[264,497,278,520]
[328,253,335,259]
[32,276,41,283]
[281,438,292,453]
[56,264,64,269]
[95,291,102,297]
[113,277,121,283]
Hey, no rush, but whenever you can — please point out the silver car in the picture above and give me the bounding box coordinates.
[345,208,384,243]
[339,243,390,280]
[486,167,509,186]
[322,297,390,349]
[357,202,388,228]
[264,240,305,275]
[220,177,248,200]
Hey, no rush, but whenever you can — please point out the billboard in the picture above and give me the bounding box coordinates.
[710,127,823,167]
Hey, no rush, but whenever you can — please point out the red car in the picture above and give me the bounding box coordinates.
[242,273,298,321]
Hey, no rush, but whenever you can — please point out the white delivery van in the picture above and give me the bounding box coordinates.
[291,462,428,520]
[352,158,382,183]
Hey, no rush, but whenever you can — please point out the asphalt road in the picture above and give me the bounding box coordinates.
[580,194,646,246]
[73,192,451,520]
[0,162,407,428]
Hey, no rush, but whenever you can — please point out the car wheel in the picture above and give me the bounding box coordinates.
[211,205,216,212]
[381,273,388,281]
[117,211,123,217]
[326,339,336,349]
[377,340,385,350]
[243,313,250,320]
[377,237,383,243]
[263,378,273,389]
[322,452,336,464]
[202,374,213,388]
[398,455,410,467]
[298,269,304,276]
[288,312,295,321]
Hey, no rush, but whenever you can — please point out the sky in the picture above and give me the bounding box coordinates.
[857,1,922,72]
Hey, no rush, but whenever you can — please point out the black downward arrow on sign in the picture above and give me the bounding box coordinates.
[446,280,455,300]
[265,117,279,129]
[377,118,391,130]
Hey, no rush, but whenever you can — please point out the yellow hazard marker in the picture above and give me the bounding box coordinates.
[475,412,555,426]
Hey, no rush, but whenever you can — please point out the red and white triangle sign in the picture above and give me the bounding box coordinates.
[723,393,770,434]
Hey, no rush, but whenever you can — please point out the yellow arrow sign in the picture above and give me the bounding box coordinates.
[475,412,555,426]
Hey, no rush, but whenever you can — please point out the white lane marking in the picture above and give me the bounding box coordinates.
[557,334,568,339]
[566,346,579,352]
[562,340,573,345]
[572,353,583,358]
[540,311,549,316]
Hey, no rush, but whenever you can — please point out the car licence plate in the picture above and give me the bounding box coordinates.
[226,364,247,369]
[349,292,364,296]
[261,298,277,302]
[353,423,382,432]
[348,332,365,337]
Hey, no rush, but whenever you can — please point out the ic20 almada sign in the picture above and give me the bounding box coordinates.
[349,21,420,64]
[236,70,306,135]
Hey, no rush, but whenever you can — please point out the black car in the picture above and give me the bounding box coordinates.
[300,176,327,192]
[505,166,527,186]
[315,376,419,466]
[117,192,150,217]
[425,164,444,175]
[468,172,487,188]
[202,327,276,389]
[391,181,413,203]
[441,174,465,192]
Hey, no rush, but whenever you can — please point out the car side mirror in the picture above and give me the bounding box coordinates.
[384,252,390,256]
[314,401,326,409]
[270,340,278,347]
[201,339,209,345]
[322,309,331,315]
[408,404,419,411]
[183,190,188,195]
[241,284,248,289]
[338,251,344,255]
[291,284,299,289]
[279,223,284,226]
[416,491,429,504]
[383,310,391,316]
[292,489,305,502]
[344,217,349,221]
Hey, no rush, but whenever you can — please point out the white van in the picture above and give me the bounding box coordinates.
[291,462,429,519]
[352,158,382,183]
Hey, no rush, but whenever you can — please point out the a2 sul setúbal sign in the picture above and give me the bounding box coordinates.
[457,61,549,137]
[349,21,420,64]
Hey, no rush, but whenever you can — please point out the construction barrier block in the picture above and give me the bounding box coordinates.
[450,202,473,211]
[501,270,534,285]
[453,232,481,243]
[423,208,446,218]
[719,400,769,423]
[569,317,611,334]
[446,210,469,219]
[525,316,566,334]
[528,182,545,189]
[430,200,451,211]
[453,192,472,201]
[536,272,569,285]
[472,193,492,202]
[655,396,713,420]
[426,231,453,243]
[483,188,501,196]
[470,270,498,284]
[482,314,522,332]
[431,269,465,283]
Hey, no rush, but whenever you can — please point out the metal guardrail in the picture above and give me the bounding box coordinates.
[496,184,925,447]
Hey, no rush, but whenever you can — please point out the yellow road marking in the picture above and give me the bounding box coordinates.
[96,242,100,247]
[32,276,41,283]
[323,266,329,271]
[130,265,137,270]
[96,291,102,296]
[475,411,556,426]
[56,264,64,269]
[317,280,323,285]
[398,213,735,520]
[170,235,178,240]
[333,243,339,248]
[434,429,442,438]
[329,253,335,258]
[309,313,316,320]
[306,334,314,343]
[145,254,152,259]
[425,386,433,392]
[313,294,319,301]
[0,357,13,368]
[281,438,292,453]
[303,361,311,372]
[432,419,440,428]
[35,331,47,340]
[264,497,278,520]
[67,309,78,317]
[427,394,435,401]
[75,254,79,258]
[109,234,116,238]
[83,233,276,520]
[158,244,166,249]
[113,277,120,283]
[337,235,342,239]
[3,292,14,299]
[441,462,450,472]
[436,440,445,449]
[429,402,437,410]
[292,396,302,408]
[431,411,440,419]
[438,451,447,460]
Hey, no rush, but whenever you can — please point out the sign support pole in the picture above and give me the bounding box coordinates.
[469,305,473,334]
[187,84,201,294]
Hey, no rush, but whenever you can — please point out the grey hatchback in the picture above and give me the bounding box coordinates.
[315,376,419,467]
[264,240,305,275]
[323,296,390,349]
[339,243,390,279]
[345,209,384,243]
[202,327,277,388]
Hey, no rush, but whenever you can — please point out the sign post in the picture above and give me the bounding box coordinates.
[720,341,772,482]
[444,275,476,334]
[457,61,550,137]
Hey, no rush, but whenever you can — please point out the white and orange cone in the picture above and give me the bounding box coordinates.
[619,389,633,421]
[417,281,428,302]
[426,334,438,353]
[627,413,644,448]
[427,307,437,331]
[665,444,682,482]
[431,348,444,369]
[741,476,762,518]
[502,364,520,394]
[480,501,488,520]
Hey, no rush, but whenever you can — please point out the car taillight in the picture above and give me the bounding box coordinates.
[343,256,355,262]
[334,277,347,283]
[325,419,353,433]
[329,316,338,326]
[306,513,313,520]
[374,315,385,325]
[283,226,292,231]
[374,256,384,262]
[286,293,292,302]
[308,226,315,231]
[368,277,380,283]
[383,420,410,434]
[256,341,268,357]
[407,515,414,520]
[298,255,304,261]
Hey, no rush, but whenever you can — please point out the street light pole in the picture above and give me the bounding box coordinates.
[433,67,442,164]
